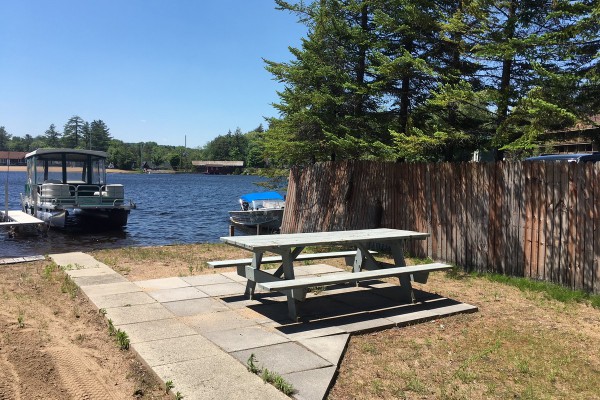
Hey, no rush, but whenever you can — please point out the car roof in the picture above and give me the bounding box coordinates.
[524,153,600,162]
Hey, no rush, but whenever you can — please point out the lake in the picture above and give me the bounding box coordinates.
[1,172,275,257]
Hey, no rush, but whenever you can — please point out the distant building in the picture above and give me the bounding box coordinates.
[538,114,600,153]
[0,151,27,166]
[142,161,174,172]
[192,160,244,174]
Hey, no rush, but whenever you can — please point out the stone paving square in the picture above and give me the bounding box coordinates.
[118,318,198,344]
[231,341,332,375]
[282,366,338,400]
[162,297,229,316]
[71,273,129,287]
[83,281,142,297]
[182,273,235,286]
[182,309,259,333]
[133,334,222,367]
[148,286,209,303]
[135,277,190,290]
[105,302,173,325]
[298,334,350,365]
[65,265,117,278]
[89,291,156,309]
[203,325,290,353]
[196,282,246,297]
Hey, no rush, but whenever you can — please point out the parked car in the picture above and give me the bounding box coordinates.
[524,153,600,163]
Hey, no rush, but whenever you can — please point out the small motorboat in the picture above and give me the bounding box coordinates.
[228,191,285,231]
[20,148,135,229]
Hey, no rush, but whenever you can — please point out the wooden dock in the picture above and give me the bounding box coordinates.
[0,210,45,227]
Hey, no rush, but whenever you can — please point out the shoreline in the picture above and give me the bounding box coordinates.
[0,165,136,174]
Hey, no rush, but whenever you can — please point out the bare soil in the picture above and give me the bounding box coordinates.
[1,244,599,399]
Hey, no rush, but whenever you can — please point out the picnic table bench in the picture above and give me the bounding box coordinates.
[220,228,451,321]
[207,250,377,268]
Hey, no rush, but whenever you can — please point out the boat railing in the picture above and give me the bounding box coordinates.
[37,183,129,207]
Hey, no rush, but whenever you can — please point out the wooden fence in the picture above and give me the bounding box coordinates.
[281,160,600,294]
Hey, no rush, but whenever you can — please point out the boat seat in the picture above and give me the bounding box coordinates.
[44,179,62,184]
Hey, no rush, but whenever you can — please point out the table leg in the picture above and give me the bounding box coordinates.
[245,252,263,299]
[273,246,304,278]
[281,250,302,321]
[390,241,416,303]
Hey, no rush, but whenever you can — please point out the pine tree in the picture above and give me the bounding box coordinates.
[90,120,112,151]
[62,116,85,148]
[44,124,61,147]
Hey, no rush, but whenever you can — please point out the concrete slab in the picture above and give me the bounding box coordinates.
[71,273,129,287]
[152,354,289,400]
[117,318,198,344]
[219,271,247,283]
[283,366,337,400]
[294,264,345,275]
[88,291,156,309]
[182,310,258,333]
[203,325,289,353]
[65,265,118,278]
[182,274,235,286]
[162,297,229,316]
[105,302,173,325]
[133,334,222,367]
[83,281,142,297]
[135,277,190,290]
[195,282,246,297]
[274,322,347,341]
[51,252,108,269]
[298,334,349,366]
[230,341,331,375]
[148,286,209,303]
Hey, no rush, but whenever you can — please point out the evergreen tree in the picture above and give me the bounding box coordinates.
[89,120,112,151]
[62,116,86,148]
[44,124,61,147]
[0,126,11,150]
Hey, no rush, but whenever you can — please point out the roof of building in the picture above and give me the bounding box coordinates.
[192,160,244,167]
[0,151,27,159]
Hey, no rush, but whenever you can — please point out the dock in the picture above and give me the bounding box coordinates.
[0,210,45,227]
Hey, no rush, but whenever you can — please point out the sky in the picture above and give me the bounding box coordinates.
[0,0,307,148]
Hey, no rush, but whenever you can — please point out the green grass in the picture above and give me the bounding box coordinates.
[480,273,600,309]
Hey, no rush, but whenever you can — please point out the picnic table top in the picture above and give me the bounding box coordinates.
[220,228,430,252]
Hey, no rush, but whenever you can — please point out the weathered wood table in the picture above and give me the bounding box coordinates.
[220,228,450,320]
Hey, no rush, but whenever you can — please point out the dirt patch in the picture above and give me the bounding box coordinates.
[0,261,170,400]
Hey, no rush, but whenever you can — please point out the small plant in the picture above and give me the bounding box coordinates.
[17,311,25,328]
[60,274,79,299]
[42,263,56,280]
[246,353,260,374]
[247,355,294,396]
[188,265,194,275]
[175,391,184,400]
[99,308,107,315]
[107,319,116,336]
[165,380,175,393]
[115,329,130,350]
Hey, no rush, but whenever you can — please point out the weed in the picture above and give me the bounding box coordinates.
[405,373,426,393]
[371,379,385,396]
[515,358,531,375]
[361,342,379,355]
[175,391,184,400]
[246,354,294,396]
[107,319,116,336]
[115,329,130,350]
[76,333,86,343]
[165,380,175,393]
[60,274,79,299]
[246,353,260,374]
[188,265,194,275]
[42,263,56,280]
[307,285,326,295]
[99,308,107,315]
[17,311,25,328]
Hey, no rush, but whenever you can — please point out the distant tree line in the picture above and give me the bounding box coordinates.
[0,120,271,171]
[263,0,600,163]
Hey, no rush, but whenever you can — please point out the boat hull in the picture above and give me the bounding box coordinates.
[228,209,284,230]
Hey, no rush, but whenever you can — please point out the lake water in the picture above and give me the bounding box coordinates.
[1,172,274,257]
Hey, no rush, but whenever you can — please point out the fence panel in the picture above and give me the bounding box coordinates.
[282,161,599,293]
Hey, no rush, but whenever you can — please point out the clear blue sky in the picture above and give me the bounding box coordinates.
[0,1,306,148]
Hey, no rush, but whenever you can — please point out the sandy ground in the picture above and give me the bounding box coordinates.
[1,246,599,399]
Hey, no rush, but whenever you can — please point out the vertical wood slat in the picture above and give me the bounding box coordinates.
[283,160,599,294]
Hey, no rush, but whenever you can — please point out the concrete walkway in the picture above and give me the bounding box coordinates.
[51,252,477,400]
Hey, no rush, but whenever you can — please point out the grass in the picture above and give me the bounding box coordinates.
[477,272,600,309]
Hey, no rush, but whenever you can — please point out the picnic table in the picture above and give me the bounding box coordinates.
[220,228,451,320]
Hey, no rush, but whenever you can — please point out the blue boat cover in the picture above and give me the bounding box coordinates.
[240,192,284,202]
